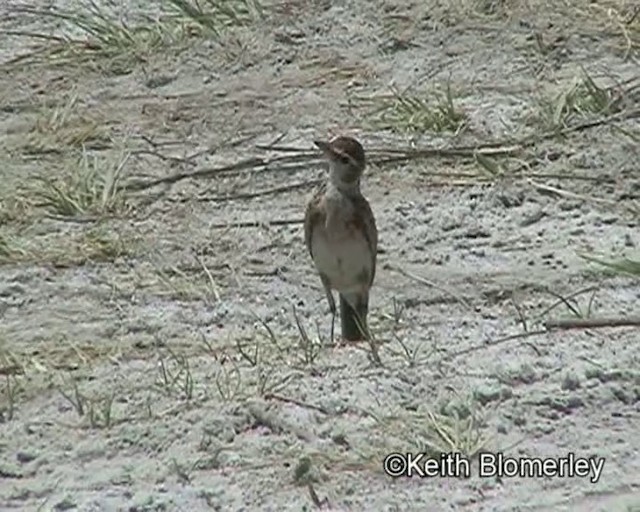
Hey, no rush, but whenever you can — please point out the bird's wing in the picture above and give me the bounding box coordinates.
[304,185,326,260]
[352,195,378,285]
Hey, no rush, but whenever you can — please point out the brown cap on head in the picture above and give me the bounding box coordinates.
[314,136,366,169]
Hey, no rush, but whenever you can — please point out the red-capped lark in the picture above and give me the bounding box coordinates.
[304,135,378,343]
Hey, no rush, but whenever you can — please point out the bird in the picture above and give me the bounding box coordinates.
[304,135,378,343]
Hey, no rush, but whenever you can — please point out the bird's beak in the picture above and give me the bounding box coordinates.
[314,140,333,155]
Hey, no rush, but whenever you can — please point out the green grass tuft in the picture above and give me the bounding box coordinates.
[30,150,130,218]
[534,69,623,133]
[367,84,467,134]
[3,0,263,71]
[580,253,640,278]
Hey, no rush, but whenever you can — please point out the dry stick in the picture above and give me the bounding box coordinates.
[264,104,639,161]
[187,179,322,203]
[553,107,640,137]
[527,179,618,206]
[417,169,610,182]
[536,285,600,319]
[263,393,331,415]
[371,144,523,158]
[307,483,327,509]
[125,106,640,194]
[125,153,319,191]
[544,317,640,330]
[125,156,264,191]
[443,329,548,361]
[208,218,303,229]
[126,142,520,193]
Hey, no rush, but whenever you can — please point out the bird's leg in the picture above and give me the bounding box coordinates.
[320,274,336,344]
[339,290,370,342]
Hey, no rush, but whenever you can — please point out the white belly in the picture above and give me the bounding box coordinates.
[311,226,372,293]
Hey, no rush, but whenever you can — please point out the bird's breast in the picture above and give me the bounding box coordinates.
[311,218,372,293]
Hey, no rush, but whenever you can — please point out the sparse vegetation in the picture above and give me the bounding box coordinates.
[356,84,467,134]
[580,253,640,278]
[22,93,109,153]
[532,69,623,133]
[2,0,263,71]
[30,149,130,218]
[0,231,31,263]
[0,226,131,266]
[167,0,263,37]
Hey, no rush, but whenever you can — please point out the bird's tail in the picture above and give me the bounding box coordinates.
[339,292,369,341]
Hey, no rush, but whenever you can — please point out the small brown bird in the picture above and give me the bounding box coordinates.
[304,135,378,342]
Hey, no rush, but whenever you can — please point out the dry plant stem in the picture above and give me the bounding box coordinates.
[527,180,618,206]
[263,393,331,415]
[125,153,317,191]
[126,104,640,194]
[544,317,640,330]
[307,483,327,508]
[443,330,549,361]
[536,286,600,319]
[208,218,303,229]
[190,180,322,203]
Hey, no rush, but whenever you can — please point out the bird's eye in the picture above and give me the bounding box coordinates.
[338,155,349,165]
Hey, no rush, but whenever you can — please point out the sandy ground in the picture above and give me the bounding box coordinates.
[1,0,640,510]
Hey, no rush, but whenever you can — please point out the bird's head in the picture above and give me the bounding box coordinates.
[314,135,366,192]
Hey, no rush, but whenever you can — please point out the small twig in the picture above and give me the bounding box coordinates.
[370,143,523,157]
[527,179,618,205]
[511,297,528,332]
[208,218,303,229]
[258,130,289,149]
[544,317,640,330]
[443,330,548,361]
[307,483,328,509]
[138,134,185,149]
[125,156,265,191]
[125,153,319,191]
[131,149,198,166]
[122,106,640,195]
[194,254,221,303]
[189,180,321,203]
[255,143,306,153]
[544,289,583,318]
[561,107,640,135]
[536,286,599,319]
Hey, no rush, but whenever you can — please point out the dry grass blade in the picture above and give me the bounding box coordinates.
[3,0,262,70]
[421,408,488,457]
[31,150,131,218]
[0,232,31,264]
[357,83,466,134]
[7,2,170,69]
[21,93,109,152]
[534,68,625,133]
[376,398,490,459]
[583,0,640,58]
[579,253,640,278]
[165,0,262,37]
[545,316,640,330]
